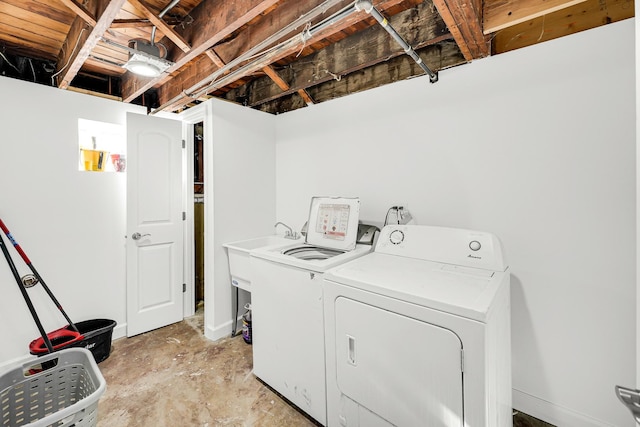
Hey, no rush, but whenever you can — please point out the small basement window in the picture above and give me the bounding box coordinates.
[78,119,125,172]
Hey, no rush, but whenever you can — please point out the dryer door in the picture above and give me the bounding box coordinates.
[334,297,464,427]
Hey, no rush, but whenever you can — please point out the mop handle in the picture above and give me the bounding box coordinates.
[0,219,30,264]
[0,233,54,353]
[0,218,79,333]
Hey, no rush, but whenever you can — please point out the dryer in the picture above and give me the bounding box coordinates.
[323,225,512,427]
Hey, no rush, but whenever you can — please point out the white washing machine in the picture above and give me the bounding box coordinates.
[323,225,512,427]
[250,197,371,425]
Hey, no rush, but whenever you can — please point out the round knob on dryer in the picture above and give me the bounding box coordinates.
[389,229,404,245]
[469,240,481,251]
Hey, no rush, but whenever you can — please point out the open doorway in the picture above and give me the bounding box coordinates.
[193,121,204,312]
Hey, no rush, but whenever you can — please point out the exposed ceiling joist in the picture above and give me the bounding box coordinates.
[432,0,488,60]
[491,0,633,53]
[121,0,281,102]
[256,41,463,113]
[0,0,630,115]
[262,65,316,106]
[57,0,128,90]
[127,0,191,51]
[483,0,587,34]
[205,49,225,69]
[155,0,415,112]
[58,0,97,26]
[224,0,457,109]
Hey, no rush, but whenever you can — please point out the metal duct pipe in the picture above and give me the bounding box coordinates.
[355,0,438,83]
[151,0,181,43]
[302,4,358,42]
[159,0,180,17]
[152,0,354,113]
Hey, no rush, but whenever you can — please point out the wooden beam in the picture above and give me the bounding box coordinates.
[58,0,97,27]
[57,0,127,90]
[491,0,634,53]
[127,0,191,52]
[206,47,315,105]
[261,65,289,91]
[155,0,411,110]
[432,0,488,60]
[205,49,226,69]
[121,0,281,103]
[256,43,465,114]
[262,65,315,105]
[297,90,315,105]
[224,1,451,108]
[484,0,587,34]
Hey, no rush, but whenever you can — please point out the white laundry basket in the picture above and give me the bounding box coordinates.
[0,347,106,427]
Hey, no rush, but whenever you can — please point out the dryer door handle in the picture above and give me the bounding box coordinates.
[347,335,357,366]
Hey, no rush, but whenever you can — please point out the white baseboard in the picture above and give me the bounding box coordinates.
[513,389,618,427]
[205,319,234,342]
[112,323,126,340]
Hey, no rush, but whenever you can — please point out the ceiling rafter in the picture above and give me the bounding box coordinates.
[58,0,97,27]
[57,0,128,90]
[205,49,225,69]
[490,0,634,54]
[155,0,413,112]
[257,41,463,113]
[483,0,587,34]
[224,0,453,109]
[262,65,316,106]
[204,47,315,105]
[1,0,629,115]
[126,0,191,52]
[432,0,487,60]
[120,0,281,103]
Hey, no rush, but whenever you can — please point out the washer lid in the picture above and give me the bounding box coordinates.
[305,197,360,251]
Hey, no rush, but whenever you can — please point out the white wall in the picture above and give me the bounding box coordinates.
[636,11,640,396]
[274,19,635,427]
[0,77,146,364]
[205,99,277,340]
[0,77,277,363]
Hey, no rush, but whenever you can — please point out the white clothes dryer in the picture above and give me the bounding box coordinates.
[323,225,512,427]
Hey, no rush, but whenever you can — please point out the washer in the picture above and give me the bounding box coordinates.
[250,197,371,425]
[323,225,512,427]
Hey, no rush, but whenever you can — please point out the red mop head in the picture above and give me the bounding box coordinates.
[29,326,85,354]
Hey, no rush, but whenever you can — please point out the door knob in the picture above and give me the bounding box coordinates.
[132,232,151,240]
[615,385,640,422]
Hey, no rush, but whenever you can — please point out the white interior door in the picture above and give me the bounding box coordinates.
[126,112,184,337]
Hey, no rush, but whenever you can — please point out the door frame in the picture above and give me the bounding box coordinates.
[179,103,209,318]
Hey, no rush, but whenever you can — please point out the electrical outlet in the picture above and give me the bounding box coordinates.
[397,205,414,225]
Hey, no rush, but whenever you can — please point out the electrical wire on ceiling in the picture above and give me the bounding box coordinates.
[28,58,36,82]
[51,28,87,86]
[0,51,20,73]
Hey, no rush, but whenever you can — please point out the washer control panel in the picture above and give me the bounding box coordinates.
[375,225,507,271]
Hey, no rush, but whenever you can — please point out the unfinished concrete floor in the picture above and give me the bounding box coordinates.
[96,310,554,427]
